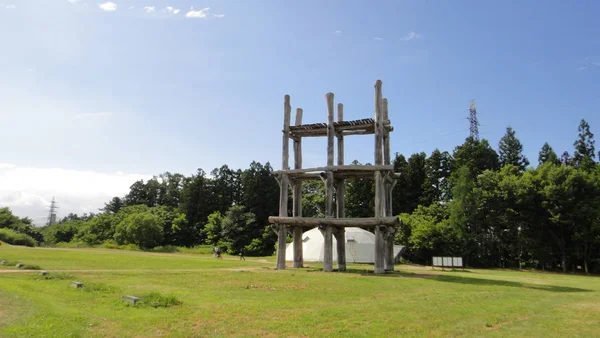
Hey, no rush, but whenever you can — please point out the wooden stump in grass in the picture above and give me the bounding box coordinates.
[70,281,84,288]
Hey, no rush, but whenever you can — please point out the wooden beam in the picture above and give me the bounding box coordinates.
[289,122,392,137]
[272,164,394,175]
[267,216,400,227]
[292,108,304,268]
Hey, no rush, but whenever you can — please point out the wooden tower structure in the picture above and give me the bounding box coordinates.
[268,80,400,274]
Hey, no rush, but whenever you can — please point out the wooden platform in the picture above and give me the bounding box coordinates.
[268,216,400,228]
[273,164,398,181]
[289,118,393,138]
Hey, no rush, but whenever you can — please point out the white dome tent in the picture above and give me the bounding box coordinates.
[285,227,404,264]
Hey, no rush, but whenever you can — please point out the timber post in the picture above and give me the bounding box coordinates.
[269,80,401,274]
[293,108,304,268]
[383,97,396,272]
[322,93,335,272]
[335,102,347,271]
[276,95,291,270]
[373,80,386,274]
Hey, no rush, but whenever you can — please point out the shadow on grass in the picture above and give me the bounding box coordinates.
[329,268,591,293]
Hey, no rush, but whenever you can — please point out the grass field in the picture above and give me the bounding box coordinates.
[1,243,598,337]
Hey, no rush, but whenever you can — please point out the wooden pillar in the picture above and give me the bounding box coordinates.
[319,225,334,272]
[373,80,385,274]
[322,92,335,272]
[382,98,395,272]
[276,95,291,270]
[293,108,304,268]
[384,226,395,271]
[335,103,346,271]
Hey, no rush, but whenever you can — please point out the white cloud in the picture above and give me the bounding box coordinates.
[98,2,117,11]
[144,6,155,13]
[74,112,113,119]
[400,31,422,41]
[334,30,342,34]
[593,62,600,66]
[5,4,16,9]
[129,6,134,9]
[186,7,210,18]
[373,37,383,41]
[0,165,151,225]
[67,0,81,4]
[0,163,16,169]
[164,6,181,14]
[213,13,224,18]
[579,66,587,71]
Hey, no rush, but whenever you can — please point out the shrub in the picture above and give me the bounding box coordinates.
[32,272,74,281]
[178,245,214,255]
[55,241,90,248]
[151,245,179,253]
[19,264,41,270]
[133,292,182,308]
[100,241,140,251]
[0,228,38,247]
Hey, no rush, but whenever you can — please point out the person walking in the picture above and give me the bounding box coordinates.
[239,248,245,261]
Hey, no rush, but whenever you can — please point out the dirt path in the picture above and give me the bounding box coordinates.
[0,266,266,274]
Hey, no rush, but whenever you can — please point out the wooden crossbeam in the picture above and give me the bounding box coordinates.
[267,216,400,227]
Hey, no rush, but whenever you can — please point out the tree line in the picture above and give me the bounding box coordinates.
[1,119,599,273]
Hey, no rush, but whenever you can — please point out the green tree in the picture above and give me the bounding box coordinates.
[0,207,43,243]
[346,160,375,217]
[202,211,223,246]
[178,169,213,246]
[75,213,117,245]
[220,205,258,254]
[421,149,454,205]
[560,151,572,166]
[302,180,325,218]
[101,197,124,214]
[453,137,499,176]
[114,212,164,249]
[498,126,529,171]
[396,203,461,264]
[448,166,478,266]
[209,165,242,214]
[538,142,559,166]
[239,161,279,227]
[573,119,596,170]
[42,220,82,244]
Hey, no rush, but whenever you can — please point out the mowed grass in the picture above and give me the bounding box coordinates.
[1,243,599,337]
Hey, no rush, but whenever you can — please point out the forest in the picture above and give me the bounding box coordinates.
[1,119,599,273]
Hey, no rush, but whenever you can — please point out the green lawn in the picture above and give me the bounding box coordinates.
[1,243,598,337]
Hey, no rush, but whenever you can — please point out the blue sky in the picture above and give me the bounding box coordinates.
[1,0,599,221]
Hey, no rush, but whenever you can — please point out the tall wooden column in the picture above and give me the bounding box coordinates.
[276,95,291,270]
[335,103,346,271]
[383,98,395,271]
[292,108,304,268]
[322,92,335,272]
[373,80,386,274]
